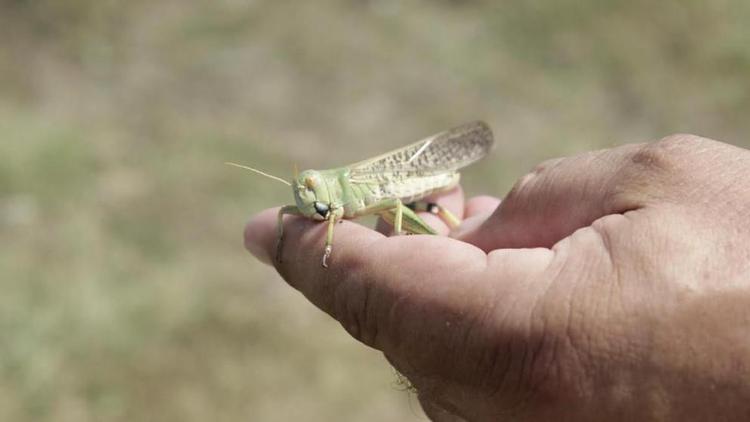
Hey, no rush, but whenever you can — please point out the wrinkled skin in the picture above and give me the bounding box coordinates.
[245,134,750,421]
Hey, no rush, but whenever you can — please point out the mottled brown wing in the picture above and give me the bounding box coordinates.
[348,121,493,182]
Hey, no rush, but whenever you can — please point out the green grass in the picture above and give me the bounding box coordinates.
[1,0,749,420]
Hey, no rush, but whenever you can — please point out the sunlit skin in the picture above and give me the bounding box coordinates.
[245,134,750,421]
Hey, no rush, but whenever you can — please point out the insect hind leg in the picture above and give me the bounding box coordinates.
[376,200,438,236]
[406,201,461,229]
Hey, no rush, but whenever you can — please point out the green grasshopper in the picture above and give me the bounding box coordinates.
[229,121,494,268]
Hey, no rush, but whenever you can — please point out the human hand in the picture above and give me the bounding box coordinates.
[245,134,750,421]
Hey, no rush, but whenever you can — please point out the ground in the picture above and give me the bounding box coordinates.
[1,0,749,420]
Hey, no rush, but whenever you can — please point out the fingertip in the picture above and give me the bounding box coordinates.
[423,185,465,220]
[451,196,501,247]
[244,207,280,265]
[419,213,450,235]
[464,195,501,218]
[450,212,493,241]
[417,185,465,235]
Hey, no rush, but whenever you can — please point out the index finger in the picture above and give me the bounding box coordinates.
[244,207,488,346]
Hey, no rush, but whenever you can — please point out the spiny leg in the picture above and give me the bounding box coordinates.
[352,198,402,219]
[350,198,432,235]
[393,200,404,235]
[406,201,461,230]
[321,214,336,268]
[379,202,438,235]
[276,205,302,263]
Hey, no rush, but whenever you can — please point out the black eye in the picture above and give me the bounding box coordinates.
[314,202,329,217]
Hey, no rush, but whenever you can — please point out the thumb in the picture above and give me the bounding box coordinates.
[457,142,664,251]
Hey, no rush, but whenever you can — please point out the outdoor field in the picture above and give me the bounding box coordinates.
[1,1,749,420]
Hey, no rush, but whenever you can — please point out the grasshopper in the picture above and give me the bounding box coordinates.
[229,121,494,268]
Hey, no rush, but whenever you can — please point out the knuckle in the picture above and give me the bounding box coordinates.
[615,134,716,203]
[629,133,709,174]
[505,157,564,204]
[629,140,679,174]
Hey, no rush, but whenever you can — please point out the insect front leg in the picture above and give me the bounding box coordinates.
[276,205,303,263]
[321,214,336,268]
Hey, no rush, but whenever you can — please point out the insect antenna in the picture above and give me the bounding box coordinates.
[225,162,291,186]
[293,163,299,179]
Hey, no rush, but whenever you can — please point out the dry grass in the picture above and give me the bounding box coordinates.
[1,0,749,420]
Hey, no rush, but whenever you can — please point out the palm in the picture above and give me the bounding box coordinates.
[245,137,750,421]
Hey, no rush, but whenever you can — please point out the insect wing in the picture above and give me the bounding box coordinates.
[348,121,493,181]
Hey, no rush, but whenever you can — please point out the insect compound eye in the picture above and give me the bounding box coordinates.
[313,201,330,218]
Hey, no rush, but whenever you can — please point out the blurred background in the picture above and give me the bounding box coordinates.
[1,0,749,420]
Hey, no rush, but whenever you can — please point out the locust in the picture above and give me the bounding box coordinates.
[228,121,494,268]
